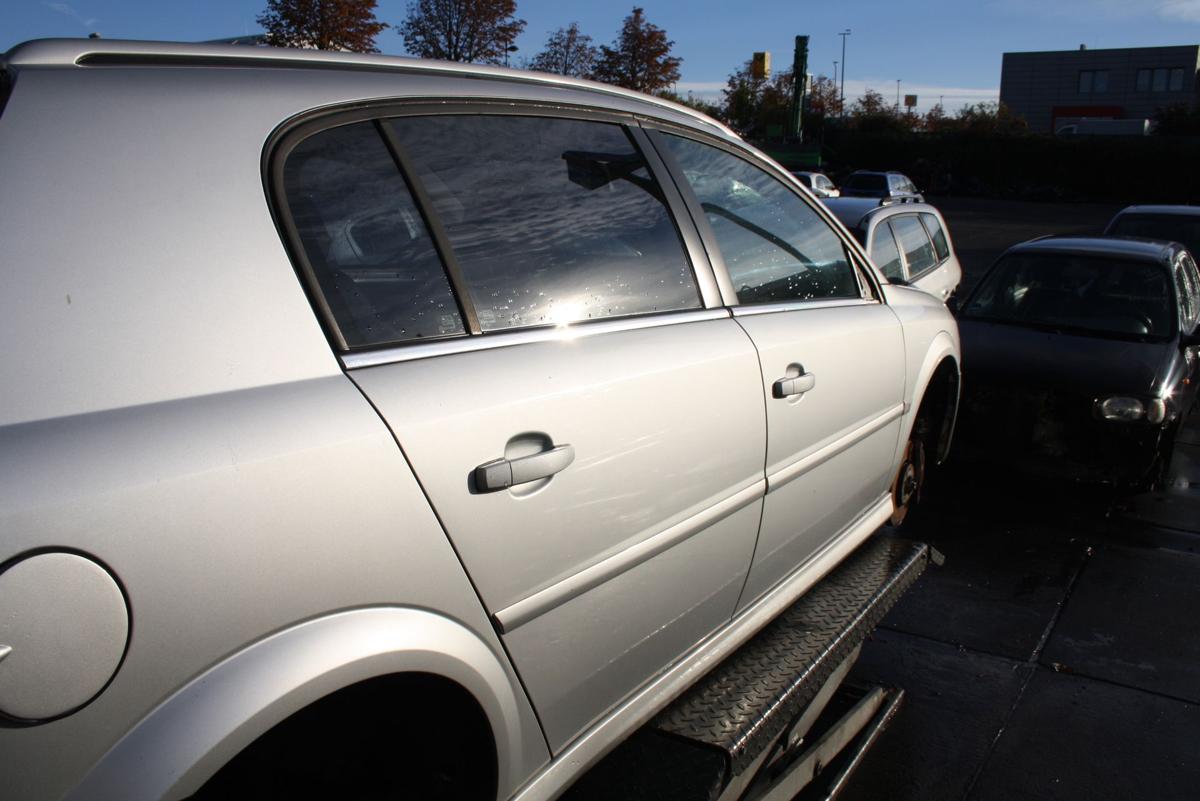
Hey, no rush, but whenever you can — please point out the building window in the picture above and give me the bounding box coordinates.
[1138,67,1188,92]
[1078,70,1108,93]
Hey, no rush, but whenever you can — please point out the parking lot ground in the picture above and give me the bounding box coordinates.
[836,198,1200,801]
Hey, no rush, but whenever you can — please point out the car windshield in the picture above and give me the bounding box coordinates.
[962,252,1174,340]
[1109,213,1200,257]
[846,174,887,190]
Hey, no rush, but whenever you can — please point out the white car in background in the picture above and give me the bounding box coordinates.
[790,170,841,198]
[824,198,963,302]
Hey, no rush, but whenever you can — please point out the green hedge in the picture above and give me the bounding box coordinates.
[763,132,1200,204]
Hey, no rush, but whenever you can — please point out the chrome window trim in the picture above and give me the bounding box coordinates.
[730,297,880,317]
[340,308,732,369]
[494,478,766,633]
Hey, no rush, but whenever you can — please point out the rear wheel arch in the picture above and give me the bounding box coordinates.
[191,672,498,800]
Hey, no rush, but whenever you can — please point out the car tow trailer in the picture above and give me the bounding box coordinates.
[563,536,936,801]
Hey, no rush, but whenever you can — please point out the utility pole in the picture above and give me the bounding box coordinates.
[838,29,851,117]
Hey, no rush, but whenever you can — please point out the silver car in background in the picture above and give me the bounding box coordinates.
[824,198,963,302]
[790,170,841,198]
[0,38,960,801]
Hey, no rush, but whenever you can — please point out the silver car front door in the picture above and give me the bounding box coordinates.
[276,113,767,751]
[654,131,906,609]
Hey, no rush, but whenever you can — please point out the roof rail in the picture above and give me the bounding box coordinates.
[4,38,734,139]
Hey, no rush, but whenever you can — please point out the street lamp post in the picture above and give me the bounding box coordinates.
[896,79,901,111]
[833,60,838,89]
[838,29,850,117]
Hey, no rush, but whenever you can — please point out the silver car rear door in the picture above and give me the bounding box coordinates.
[273,108,768,752]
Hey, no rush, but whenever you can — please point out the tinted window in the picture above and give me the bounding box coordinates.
[870,223,905,280]
[283,122,464,348]
[846,173,887,191]
[891,215,938,276]
[1109,213,1200,257]
[963,253,1173,340]
[920,213,951,261]
[662,135,859,303]
[388,115,698,332]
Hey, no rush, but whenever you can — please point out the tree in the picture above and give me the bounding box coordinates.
[592,7,681,93]
[399,0,526,64]
[806,75,841,119]
[1154,103,1200,135]
[257,0,388,53]
[847,88,908,134]
[529,22,597,77]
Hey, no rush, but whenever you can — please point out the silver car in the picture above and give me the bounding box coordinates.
[0,39,960,801]
[789,170,841,198]
[823,198,963,302]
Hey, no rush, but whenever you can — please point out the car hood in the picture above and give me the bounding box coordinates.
[959,319,1175,397]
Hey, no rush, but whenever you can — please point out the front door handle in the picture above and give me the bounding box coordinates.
[773,372,816,399]
[475,444,575,492]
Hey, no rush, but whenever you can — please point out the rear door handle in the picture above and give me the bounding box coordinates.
[475,444,575,492]
[773,373,816,399]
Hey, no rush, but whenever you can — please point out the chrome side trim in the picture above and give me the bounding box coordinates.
[494,479,766,633]
[731,298,879,317]
[340,309,731,370]
[509,492,894,801]
[767,404,905,493]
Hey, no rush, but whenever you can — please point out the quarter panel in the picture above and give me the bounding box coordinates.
[0,377,546,801]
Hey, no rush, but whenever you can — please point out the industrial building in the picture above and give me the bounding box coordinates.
[1000,44,1200,133]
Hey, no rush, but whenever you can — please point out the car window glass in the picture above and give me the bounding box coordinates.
[1175,257,1198,331]
[662,134,859,304]
[1108,214,1200,258]
[870,223,905,281]
[963,253,1173,340]
[388,115,699,332]
[890,215,938,275]
[282,121,465,349]
[920,213,950,261]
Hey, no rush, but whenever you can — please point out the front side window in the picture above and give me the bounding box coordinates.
[870,223,905,281]
[388,115,699,332]
[890,215,938,276]
[282,122,465,348]
[661,134,860,304]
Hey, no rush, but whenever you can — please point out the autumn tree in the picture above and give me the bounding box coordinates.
[399,0,526,63]
[529,22,597,77]
[592,7,681,93]
[720,61,796,136]
[257,0,388,52]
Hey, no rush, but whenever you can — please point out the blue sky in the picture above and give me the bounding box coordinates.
[6,1,1200,112]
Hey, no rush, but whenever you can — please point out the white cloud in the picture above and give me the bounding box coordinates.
[1160,1,1200,21]
[45,2,98,30]
[993,0,1200,21]
[844,79,1000,114]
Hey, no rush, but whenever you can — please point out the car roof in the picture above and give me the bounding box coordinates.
[1111,205,1200,219]
[1006,235,1181,263]
[822,197,939,229]
[2,37,735,140]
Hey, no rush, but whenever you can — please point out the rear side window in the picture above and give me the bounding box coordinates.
[661,134,859,303]
[387,115,699,331]
[891,215,938,276]
[282,122,465,348]
[920,213,950,261]
[870,223,905,280]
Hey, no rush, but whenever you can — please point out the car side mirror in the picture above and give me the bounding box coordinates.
[887,275,910,287]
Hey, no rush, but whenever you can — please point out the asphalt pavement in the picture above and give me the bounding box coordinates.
[840,198,1200,801]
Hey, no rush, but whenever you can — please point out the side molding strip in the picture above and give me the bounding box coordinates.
[766,404,905,493]
[509,492,895,801]
[494,479,766,633]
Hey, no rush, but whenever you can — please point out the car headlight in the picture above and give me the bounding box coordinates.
[1095,396,1167,424]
